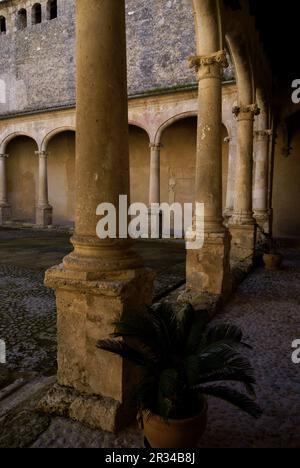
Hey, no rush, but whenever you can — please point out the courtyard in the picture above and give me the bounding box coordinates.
[0,228,299,448]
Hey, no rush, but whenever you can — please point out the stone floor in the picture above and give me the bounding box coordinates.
[0,227,300,448]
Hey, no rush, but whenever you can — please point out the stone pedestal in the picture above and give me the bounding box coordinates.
[41,265,154,432]
[0,205,10,225]
[36,205,53,227]
[230,224,256,270]
[186,231,232,305]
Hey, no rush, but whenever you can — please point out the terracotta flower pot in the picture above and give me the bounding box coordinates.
[263,253,282,271]
[139,401,208,449]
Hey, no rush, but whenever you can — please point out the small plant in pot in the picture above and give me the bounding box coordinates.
[262,234,283,271]
[98,303,262,449]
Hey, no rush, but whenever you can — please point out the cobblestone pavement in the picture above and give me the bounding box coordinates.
[0,228,185,389]
[1,228,300,448]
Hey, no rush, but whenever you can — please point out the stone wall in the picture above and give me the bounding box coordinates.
[0,0,235,116]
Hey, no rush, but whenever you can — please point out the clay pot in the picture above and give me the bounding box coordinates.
[263,253,282,271]
[139,401,208,449]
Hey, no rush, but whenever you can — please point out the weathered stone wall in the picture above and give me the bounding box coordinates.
[0,0,76,115]
[0,0,234,116]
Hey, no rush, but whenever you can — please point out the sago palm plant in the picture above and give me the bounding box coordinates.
[97,303,262,420]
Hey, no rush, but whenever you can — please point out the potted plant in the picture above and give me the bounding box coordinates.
[262,234,283,271]
[98,303,262,448]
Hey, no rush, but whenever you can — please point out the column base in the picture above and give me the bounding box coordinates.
[0,204,11,225]
[38,383,134,433]
[229,224,256,270]
[254,210,270,237]
[44,263,154,432]
[185,230,232,309]
[36,205,53,227]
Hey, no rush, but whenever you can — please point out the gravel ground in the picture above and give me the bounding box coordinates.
[0,228,300,448]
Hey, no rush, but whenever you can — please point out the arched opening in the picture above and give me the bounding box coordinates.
[6,136,38,223]
[47,0,57,20]
[47,130,75,226]
[273,112,300,240]
[129,125,150,205]
[159,117,230,227]
[32,4,42,25]
[17,9,27,31]
[160,117,197,207]
[0,16,6,34]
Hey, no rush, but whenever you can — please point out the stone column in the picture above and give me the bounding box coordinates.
[149,143,161,206]
[253,129,272,235]
[229,104,260,267]
[0,154,11,225]
[148,143,162,237]
[41,0,154,432]
[184,1,231,305]
[35,151,52,227]
[224,133,237,222]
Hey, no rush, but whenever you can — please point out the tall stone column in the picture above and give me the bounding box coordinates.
[229,104,260,267]
[224,132,237,221]
[41,0,153,432]
[185,1,231,305]
[149,143,161,206]
[148,143,162,237]
[0,154,11,225]
[36,151,52,227]
[253,128,272,235]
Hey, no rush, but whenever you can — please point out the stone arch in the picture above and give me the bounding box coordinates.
[226,32,254,105]
[154,112,197,145]
[0,132,39,154]
[128,120,150,141]
[41,126,76,151]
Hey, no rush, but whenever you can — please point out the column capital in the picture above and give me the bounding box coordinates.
[0,154,9,159]
[233,104,261,120]
[255,129,272,140]
[189,50,228,80]
[149,143,162,150]
[35,150,49,158]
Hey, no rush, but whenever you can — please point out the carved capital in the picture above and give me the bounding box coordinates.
[35,150,49,159]
[233,104,260,119]
[189,50,228,80]
[149,143,162,151]
[255,129,273,139]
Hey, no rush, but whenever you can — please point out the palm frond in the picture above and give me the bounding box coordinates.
[184,309,210,355]
[97,339,157,368]
[206,324,252,349]
[199,385,262,419]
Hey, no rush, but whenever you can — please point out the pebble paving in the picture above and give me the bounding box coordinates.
[0,228,300,448]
